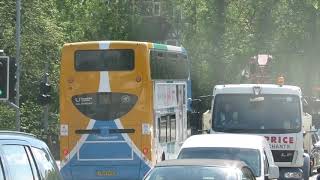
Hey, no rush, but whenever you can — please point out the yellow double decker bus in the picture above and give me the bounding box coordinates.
[59,41,191,180]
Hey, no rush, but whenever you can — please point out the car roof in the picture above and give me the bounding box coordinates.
[181,133,266,150]
[0,131,47,148]
[213,84,301,96]
[155,159,248,169]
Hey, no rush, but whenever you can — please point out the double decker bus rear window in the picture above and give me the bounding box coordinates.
[150,50,188,79]
[75,49,134,71]
[72,92,138,120]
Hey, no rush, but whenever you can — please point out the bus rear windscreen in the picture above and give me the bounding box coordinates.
[75,49,134,71]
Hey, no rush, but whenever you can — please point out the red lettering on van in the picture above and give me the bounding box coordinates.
[264,136,294,144]
[289,137,294,144]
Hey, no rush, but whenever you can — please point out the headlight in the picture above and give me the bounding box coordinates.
[284,172,303,179]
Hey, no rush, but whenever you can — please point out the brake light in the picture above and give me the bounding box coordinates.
[143,148,148,155]
[63,149,69,156]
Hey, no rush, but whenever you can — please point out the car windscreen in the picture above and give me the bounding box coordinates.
[178,147,261,177]
[144,166,238,180]
[212,94,301,134]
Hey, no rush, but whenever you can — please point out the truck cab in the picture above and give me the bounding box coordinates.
[208,84,307,179]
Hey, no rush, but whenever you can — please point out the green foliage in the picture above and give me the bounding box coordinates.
[0,0,320,157]
[56,0,132,41]
[177,0,320,100]
[0,0,63,156]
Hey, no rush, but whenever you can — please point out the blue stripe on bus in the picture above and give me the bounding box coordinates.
[60,120,151,180]
[61,152,150,180]
[79,142,132,160]
[86,121,125,141]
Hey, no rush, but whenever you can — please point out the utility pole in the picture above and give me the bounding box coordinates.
[41,48,51,148]
[43,69,49,133]
[43,73,51,148]
[15,0,21,131]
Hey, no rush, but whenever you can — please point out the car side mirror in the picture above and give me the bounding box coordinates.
[190,99,203,112]
[303,98,309,113]
[268,165,279,179]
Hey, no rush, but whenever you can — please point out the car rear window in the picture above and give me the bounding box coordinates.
[144,166,238,180]
[178,147,261,177]
[2,145,35,180]
[31,147,61,180]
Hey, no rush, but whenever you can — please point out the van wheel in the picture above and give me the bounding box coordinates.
[310,158,314,175]
[303,154,310,180]
[317,168,320,173]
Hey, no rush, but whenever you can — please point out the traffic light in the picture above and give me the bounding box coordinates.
[9,57,17,102]
[38,82,52,105]
[0,56,9,100]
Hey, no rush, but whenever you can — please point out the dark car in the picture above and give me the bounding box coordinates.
[0,131,62,180]
[143,159,256,180]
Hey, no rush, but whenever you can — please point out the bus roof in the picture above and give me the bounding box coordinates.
[151,43,186,54]
[213,84,302,96]
[63,41,186,54]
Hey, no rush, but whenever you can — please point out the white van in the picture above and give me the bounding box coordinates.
[177,133,279,180]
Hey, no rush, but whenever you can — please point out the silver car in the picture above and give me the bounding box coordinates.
[143,159,256,180]
[0,131,62,180]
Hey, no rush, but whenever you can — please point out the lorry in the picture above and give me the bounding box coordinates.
[209,84,309,179]
[203,55,310,179]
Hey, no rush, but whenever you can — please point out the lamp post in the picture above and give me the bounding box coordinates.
[15,0,21,131]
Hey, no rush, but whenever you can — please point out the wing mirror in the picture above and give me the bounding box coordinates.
[267,165,279,179]
[190,99,203,113]
[302,98,310,113]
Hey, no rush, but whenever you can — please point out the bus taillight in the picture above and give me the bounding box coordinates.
[143,147,148,155]
[63,149,69,156]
